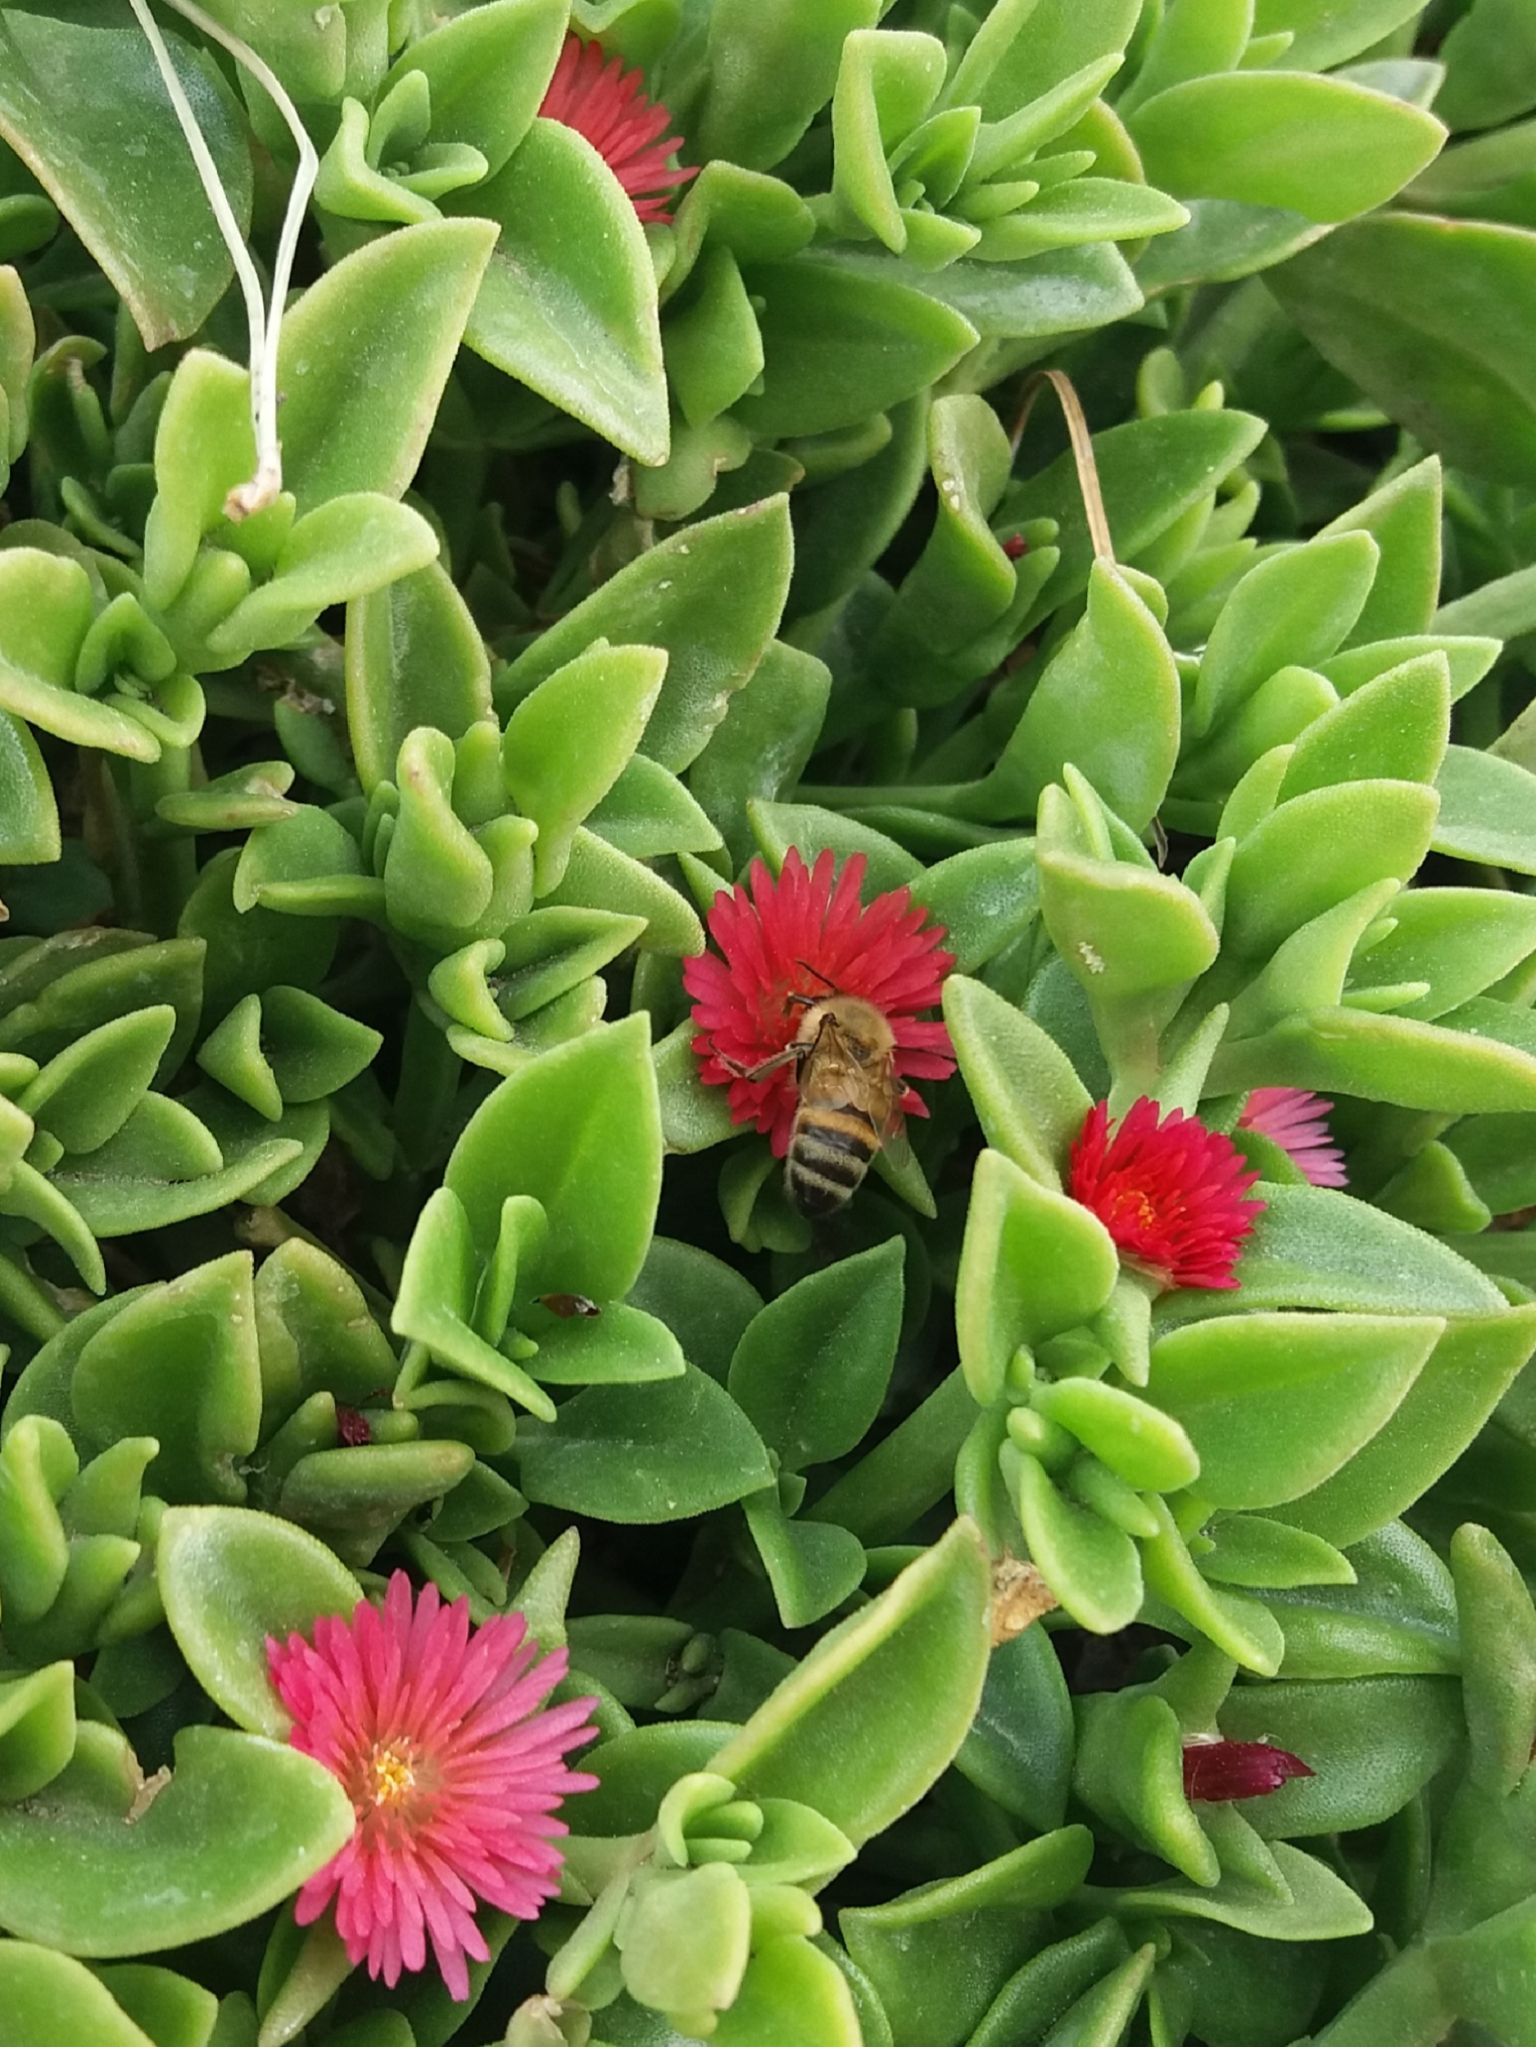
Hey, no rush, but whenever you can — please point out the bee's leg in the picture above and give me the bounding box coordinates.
[718,1046,800,1083]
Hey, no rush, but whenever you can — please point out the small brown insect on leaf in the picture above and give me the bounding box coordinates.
[538,1293,602,1318]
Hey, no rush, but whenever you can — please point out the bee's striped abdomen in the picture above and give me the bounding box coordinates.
[786,1102,878,1216]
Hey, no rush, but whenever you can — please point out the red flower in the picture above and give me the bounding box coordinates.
[1068,1097,1264,1290]
[1238,1086,1346,1189]
[538,33,694,224]
[1183,1738,1314,1802]
[268,1573,597,2001]
[683,848,955,1157]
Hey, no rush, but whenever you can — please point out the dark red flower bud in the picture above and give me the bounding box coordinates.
[1002,533,1029,559]
[336,1405,373,1448]
[1182,1738,1314,1802]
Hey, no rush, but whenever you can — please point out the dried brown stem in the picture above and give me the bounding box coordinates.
[1010,367,1116,568]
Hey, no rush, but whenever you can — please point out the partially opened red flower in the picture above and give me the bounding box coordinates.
[268,1573,596,2001]
[1238,1086,1346,1188]
[538,33,694,223]
[1069,1097,1264,1290]
[683,848,955,1156]
[1183,1737,1314,1802]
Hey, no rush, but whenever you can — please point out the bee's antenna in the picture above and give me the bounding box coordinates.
[794,959,839,993]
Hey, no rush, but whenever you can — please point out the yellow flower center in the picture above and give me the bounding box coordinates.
[369,1742,416,1808]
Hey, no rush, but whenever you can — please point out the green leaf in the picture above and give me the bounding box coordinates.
[1265,1521,1460,1679]
[543,829,704,954]
[627,1236,764,1384]
[1032,1379,1198,1493]
[0,1723,353,1956]
[455,118,668,466]
[732,258,977,440]
[840,1832,1094,2047]
[949,0,1138,121]
[499,496,793,772]
[728,1239,904,1471]
[1432,745,1536,875]
[745,1492,868,1629]
[0,550,157,764]
[141,352,255,611]
[956,1623,1074,1833]
[1191,533,1380,738]
[393,1188,556,1420]
[1221,780,1438,958]
[156,1506,363,1740]
[1129,72,1444,224]
[345,561,492,795]
[1452,1522,1536,1795]
[711,1520,990,1846]
[1107,1842,1373,1938]
[1278,1307,1536,1546]
[1321,455,1443,644]
[748,801,920,893]
[0,4,251,347]
[1279,654,1450,803]
[381,0,568,176]
[1163,1182,1506,1320]
[0,711,58,864]
[503,642,668,893]
[1220,1675,1462,1839]
[0,1661,75,1801]
[1269,214,1536,488]
[0,1942,163,2047]
[18,1005,175,1154]
[516,1364,774,1522]
[1145,1311,1444,1510]
[694,0,882,169]
[619,1863,752,2019]
[204,496,440,664]
[523,1302,685,1386]
[71,1253,262,1505]
[690,640,832,867]
[714,1937,863,2047]
[956,1149,1118,1404]
[944,976,1093,1188]
[50,1101,300,1238]
[1252,0,1426,73]
[1436,0,1536,130]
[967,1925,1137,2047]
[1006,562,1180,833]
[445,1015,662,1300]
[276,219,497,510]
[1009,1452,1143,1634]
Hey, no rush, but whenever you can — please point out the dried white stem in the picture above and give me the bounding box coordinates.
[129,0,319,516]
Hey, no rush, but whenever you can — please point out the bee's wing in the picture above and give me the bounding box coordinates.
[872,1073,913,1171]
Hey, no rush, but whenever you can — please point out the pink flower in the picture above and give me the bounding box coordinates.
[1183,1738,1314,1802]
[683,848,955,1157]
[1238,1087,1347,1188]
[267,1573,597,2001]
[1069,1098,1265,1291]
[538,33,694,224]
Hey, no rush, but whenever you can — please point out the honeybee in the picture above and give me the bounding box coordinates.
[727,971,908,1216]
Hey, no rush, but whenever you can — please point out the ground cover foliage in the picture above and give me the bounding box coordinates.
[6,1,1536,2043]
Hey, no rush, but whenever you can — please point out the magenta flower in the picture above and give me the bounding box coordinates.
[1182,1737,1314,1802]
[1238,1087,1347,1188]
[267,1573,597,2000]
